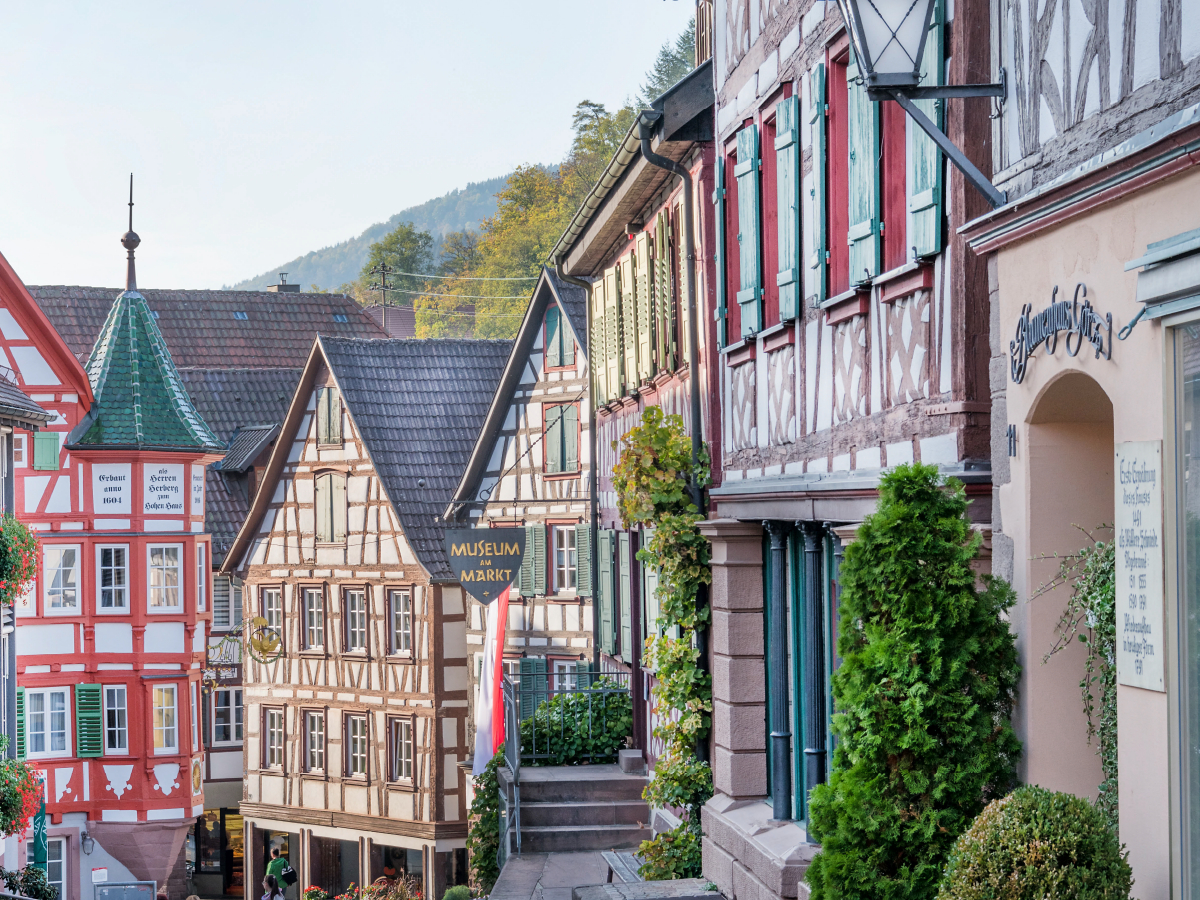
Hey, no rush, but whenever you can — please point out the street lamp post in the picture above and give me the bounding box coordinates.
[833,0,1008,208]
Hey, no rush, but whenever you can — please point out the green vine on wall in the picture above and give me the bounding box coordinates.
[611,407,713,879]
[1035,526,1118,831]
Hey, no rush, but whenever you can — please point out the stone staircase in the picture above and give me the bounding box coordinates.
[500,764,652,853]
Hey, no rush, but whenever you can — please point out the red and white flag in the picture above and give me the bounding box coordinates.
[472,585,511,775]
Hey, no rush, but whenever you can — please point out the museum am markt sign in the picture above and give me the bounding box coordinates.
[1010,283,1113,384]
[445,527,527,604]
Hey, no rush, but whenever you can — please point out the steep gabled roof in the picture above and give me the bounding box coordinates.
[0,377,52,428]
[220,424,280,474]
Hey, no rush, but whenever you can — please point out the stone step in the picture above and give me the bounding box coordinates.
[513,766,648,803]
[519,823,652,853]
[520,799,650,828]
[572,880,721,900]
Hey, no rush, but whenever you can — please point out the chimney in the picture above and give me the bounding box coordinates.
[267,272,301,293]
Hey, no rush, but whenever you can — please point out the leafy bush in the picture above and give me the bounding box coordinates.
[519,679,632,765]
[642,754,711,822]
[636,822,702,881]
[466,749,503,895]
[1,864,58,900]
[303,887,329,900]
[937,785,1132,900]
[806,463,1022,900]
[441,886,471,900]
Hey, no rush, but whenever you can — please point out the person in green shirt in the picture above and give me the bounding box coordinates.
[265,847,289,883]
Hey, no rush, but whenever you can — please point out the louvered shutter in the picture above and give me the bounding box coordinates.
[573,660,595,689]
[518,657,549,721]
[330,389,343,443]
[562,306,575,367]
[545,406,563,474]
[75,684,102,757]
[332,474,346,542]
[908,0,945,257]
[32,432,58,471]
[575,524,592,597]
[642,527,660,639]
[604,267,622,397]
[592,278,608,404]
[713,159,729,347]
[635,232,654,382]
[655,212,677,371]
[678,202,690,364]
[316,388,329,444]
[847,50,881,285]
[15,687,25,760]
[620,262,637,390]
[618,532,633,664]
[735,125,763,338]
[519,525,537,596]
[546,306,562,368]
[315,473,330,542]
[776,95,801,321]
[532,525,547,596]
[563,406,579,472]
[809,65,828,306]
[598,529,615,654]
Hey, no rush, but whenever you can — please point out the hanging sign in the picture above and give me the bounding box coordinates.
[445,528,526,603]
[1010,283,1112,384]
[1115,441,1165,691]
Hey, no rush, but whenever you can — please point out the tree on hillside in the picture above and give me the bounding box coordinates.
[439,230,481,276]
[638,17,696,106]
[358,221,436,306]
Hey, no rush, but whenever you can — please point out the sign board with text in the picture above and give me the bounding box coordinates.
[92,463,132,514]
[142,463,185,516]
[1115,441,1165,691]
[444,527,526,603]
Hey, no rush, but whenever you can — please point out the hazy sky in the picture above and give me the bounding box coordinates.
[0,2,693,290]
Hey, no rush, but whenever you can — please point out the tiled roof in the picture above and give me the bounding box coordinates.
[545,269,589,356]
[28,286,387,368]
[320,336,512,580]
[221,424,279,474]
[363,305,416,339]
[68,291,224,452]
[0,377,52,427]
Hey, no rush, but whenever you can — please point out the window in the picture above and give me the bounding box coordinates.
[345,589,367,652]
[12,434,25,467]
[346,715,367,777]
[553,659,577,692]
[97,545,128,611]
[305,711,325,772]
[26,688,69,758]
[264,708,284,768]
[148,545,182,611]
[197,543,207,612]
[214,576,243,629]
[315,471,347,542]
[27,837,63,899]
[44,545,79,613]
[104,685,128,753]
[213,689,243,744]
[153,685,178,753]
[552,526,577,592]
[233,311,248,320]
[233,579,243,626]
[262,587,283,635]
[390,589,412,655]
[544,405,579,474]
[32,431,59,470]
[390,717,413,782]
[544,306,575,368]
[304,588,325,649]
[191,682,199,752]
[316,386,343,446]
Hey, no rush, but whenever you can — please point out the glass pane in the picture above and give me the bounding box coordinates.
[1180,323,1200,887]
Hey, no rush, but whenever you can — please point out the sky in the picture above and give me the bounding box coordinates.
[0,2,694,291]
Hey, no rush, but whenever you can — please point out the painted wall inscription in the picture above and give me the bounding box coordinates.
[92,463,131,515]
[143,463,185,516]
[1115,441,1164,692]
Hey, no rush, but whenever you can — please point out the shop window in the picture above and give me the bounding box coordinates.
[97,545,128,612]
[214,689,243,745]
[264,708,285,769]
[552,525,577,593]
[544,405,579,474]
[153,684,178,753]
[346,715,367,778]
[315,471,347,543]
[345,589,367,652]
[316,386,343,446]
[390,717,414,782]
[26,687,70,758]
[105,685,128,753]
[44,545,79,614]
[148,544,182,611]
[303,588,325,650]
[389,589,412,656]
[305,711,325,772]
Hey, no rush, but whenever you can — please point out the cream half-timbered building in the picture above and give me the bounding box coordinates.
[224,336,510,900]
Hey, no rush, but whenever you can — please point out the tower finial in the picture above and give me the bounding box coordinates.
[121,173,140,292]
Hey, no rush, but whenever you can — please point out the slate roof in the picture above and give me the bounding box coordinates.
[221,424,280,473]
[68,290,224,452]
[0,377,52,427]
[545,269,589,356]
[320,336,512,580]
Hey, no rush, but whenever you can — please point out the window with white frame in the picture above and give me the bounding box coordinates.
[191,682,199,752]
[213,576,232,629]
[197,543,207,612]
[553,659,577,692]
[44,546,79,613]
[12,434,25,468]
[304,588,325,649]
[552,526,577,592]
[232,579,243,626]
[346,715,367,777]
[305,711,325,772]
[153,685,178,753]
[104,685,127,753]
[97,545,128,611]
[26,688,69,758]
[390,589,412,655]
[27,838,63,898]
[213,689,243,744]
[390,717,413,781]
[345,589,367,652]
[262,587,283,636]
[148,545,182,611]
[265,708,284,768]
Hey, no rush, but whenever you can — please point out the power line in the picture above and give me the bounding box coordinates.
[385,271,539,282]
[413,309,525,319]
[390,288,530,300]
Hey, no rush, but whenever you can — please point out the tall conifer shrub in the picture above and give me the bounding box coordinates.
[805,463,1022,900]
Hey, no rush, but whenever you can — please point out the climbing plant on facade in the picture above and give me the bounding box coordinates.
[611,407,712,879]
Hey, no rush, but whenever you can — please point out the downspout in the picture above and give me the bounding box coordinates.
[553,261,601,673]
[637,110,710,763]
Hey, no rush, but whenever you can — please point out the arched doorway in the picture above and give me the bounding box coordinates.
[1022,371,1113,798]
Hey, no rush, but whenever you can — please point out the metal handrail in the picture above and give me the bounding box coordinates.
[499,675,522,862]
[510,670,632,766]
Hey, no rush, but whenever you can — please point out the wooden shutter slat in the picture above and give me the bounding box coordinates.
[618,532,633,664]
[520,525,537,596]
[598,530,615,654]
[532,525,547,597]
[847,51,881,285]
[604,267,622,398]
[809,64,828,307]
[564,406,579,473]
[76,683,103,757]
[546,306,561,368]
[15,686,25,760]
[776,95,802,321]
[635,232,654,382]
[735,125,763,337]
[575,524,592,597]
[332,474,346,542]
[908,0,945,256]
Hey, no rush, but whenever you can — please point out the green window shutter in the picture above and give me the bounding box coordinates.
[809,64,828,307]
[15,687,25,761]
[592,279,608,404]
[847,50,881,285]
[735,125,763,338]
[518,657,549,721]
[562,306,575,367]
[563,406,579,472]
[654,212,677,371]
[618,532,633,664]
[330,389,342,442]
[620,262,637,391]
[635,232,654,382]
[75,684,103,757]
[332,474,346,542]
[604,268,622,398]
[598,530,615,654]
[776,95,802,321]
[678,201,690,364]
[32,432,59,471]
[713,159,729,347]
[642,527,660,639]
[532,525,547,596]
[573,660,595,689]
[546,306,562,368]
[908,1,945,257]
[545,406,563,474]
[520,525,537,596]
[575,524,592,597]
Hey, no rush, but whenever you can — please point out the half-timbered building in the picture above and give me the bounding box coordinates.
[224,336,510,900]
[445,269,593,735]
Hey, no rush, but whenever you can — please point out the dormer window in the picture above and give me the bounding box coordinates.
[316,386,343,447]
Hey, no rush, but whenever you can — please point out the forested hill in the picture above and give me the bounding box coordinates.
[226,173,513,291]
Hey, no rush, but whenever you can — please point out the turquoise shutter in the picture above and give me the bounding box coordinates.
[908,0,945,257]
[604,268,622,398]
[713,159,729,347]
[545,406,563,473]
[598,530,615,654]
[735,125,763,337]
[562,306,575,367]
[532,525,547,596]
[618,532,633,664]
[32,432,59,471]
[76,684,102,757]
[574,660,595,690]
[592,278,608,404]
[575,524,592,597]
[546,306,562,368]
[635,232,654,381]
[776,95,802,321]
[809,65,828,307]
[518,657,549,720]
[847,51,881,285]
[563,405,579,472]
[519,525,537,596]
[15,687,25,760]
